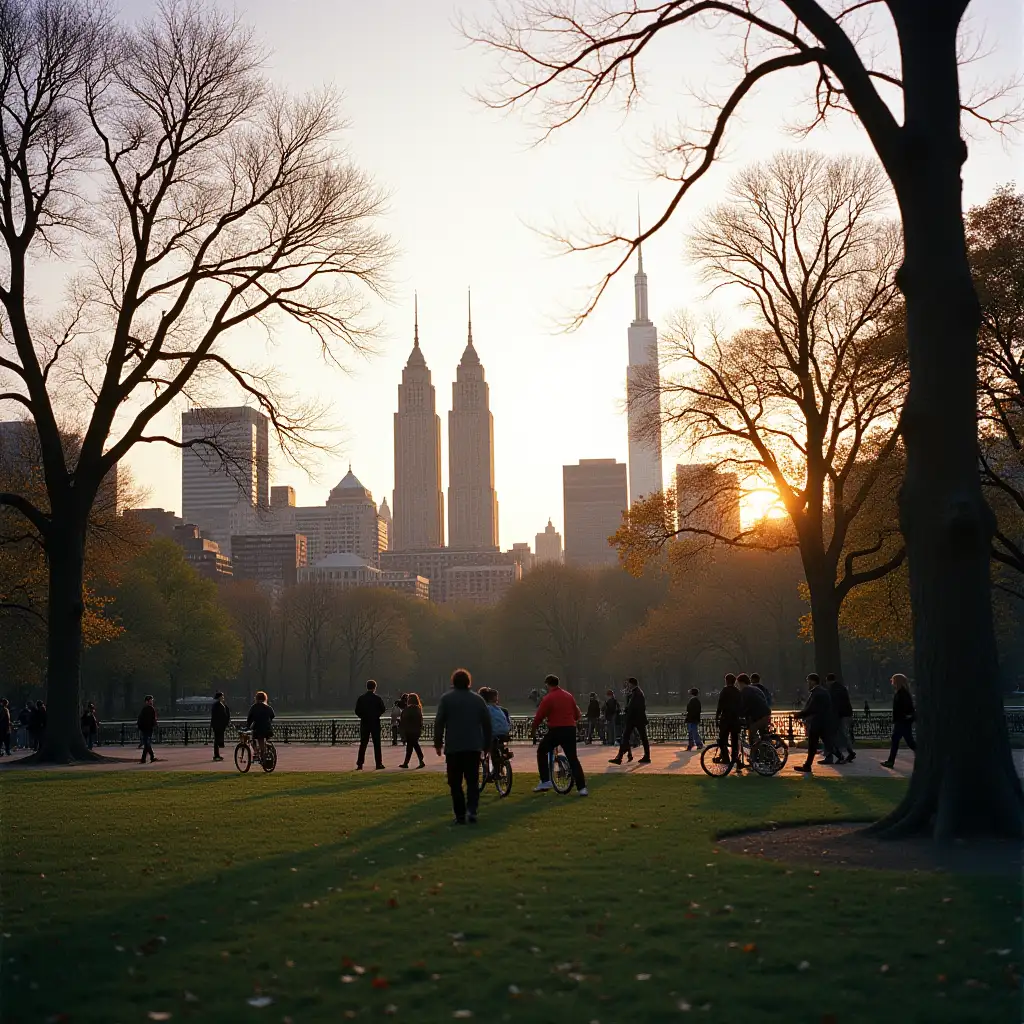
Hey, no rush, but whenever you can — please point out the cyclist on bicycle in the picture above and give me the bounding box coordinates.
[736,673,771,767]
[246,690,275,764]
[481,687,512,768]
[530,675,588,796]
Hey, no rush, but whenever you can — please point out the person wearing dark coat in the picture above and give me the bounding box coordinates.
[246,690,276,764]
[137,696,157,764]
[684,688,703,750]
[210,692,231,761]
[399,692,425,768]
[80,703,99,750]
[715,674,743,767]
[609,678,650,764]
[433,668,492,824]
[0,698,11,755]
[602,690,620,746]
[826,674,855,763]
[881,673,916,768]
[585,693,602,744]
[793,674,833,772]
[29,700,47,751]
[354,679,387,770]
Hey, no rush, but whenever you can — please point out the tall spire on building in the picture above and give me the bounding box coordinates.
[414,291,419,347]
[467,287,473,344]
[460,287,480,366]
[633,202,649,325]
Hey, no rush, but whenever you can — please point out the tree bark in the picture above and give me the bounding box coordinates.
[874,9,1023,838]
[37,518,97,762]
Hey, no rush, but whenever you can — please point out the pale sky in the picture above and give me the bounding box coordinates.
[122,0,1023,548]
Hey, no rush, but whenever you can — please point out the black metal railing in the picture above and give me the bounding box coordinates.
[95,709,1024,748]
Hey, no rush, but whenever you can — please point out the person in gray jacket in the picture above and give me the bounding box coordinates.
[433,668,492,825]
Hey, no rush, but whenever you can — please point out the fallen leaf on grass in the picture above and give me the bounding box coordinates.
[453,1013,473,1019]
[184,992,198,1003]
[635,973,651,981]
[246,996,273,1008]
[353,965,366,975]
[387,898,399,909]
[798,961,810,971]
[742,944,757,954]
[384,1005,397,1016]
[508,985,521,997]
[678,999,691,1011]
[147,1013,172,1021]
[372,977,389,990]
[341,975,355,983]
[880,965,889,974]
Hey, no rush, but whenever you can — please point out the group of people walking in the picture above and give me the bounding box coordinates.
[0,699,47,754]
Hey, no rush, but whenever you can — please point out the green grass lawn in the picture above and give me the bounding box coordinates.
[1,774,1020,1024]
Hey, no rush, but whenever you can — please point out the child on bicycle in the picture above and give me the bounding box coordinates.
[246,691,275,764]
[482,687,512,765]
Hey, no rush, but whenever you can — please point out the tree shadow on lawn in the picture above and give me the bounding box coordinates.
[7,777,599,1017]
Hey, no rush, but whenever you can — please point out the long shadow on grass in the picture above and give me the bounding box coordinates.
[7,774,607,1015]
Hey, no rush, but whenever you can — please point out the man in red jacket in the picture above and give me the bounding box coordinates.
[531,674,588,796]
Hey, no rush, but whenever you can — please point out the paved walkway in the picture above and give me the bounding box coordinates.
[0,742,918,777]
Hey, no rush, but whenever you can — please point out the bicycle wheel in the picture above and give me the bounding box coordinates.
[494,756,513,798]
[234,742,252,773]
[700,743,733,777]
[477,755,489,793]
[552,752,574,794]
[750,738,782,777]
[261,742,277,773]
[770,734,789,769]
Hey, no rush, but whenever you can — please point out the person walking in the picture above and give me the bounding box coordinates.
[433,668,492,824]
[29,700,47,751]
[714,674,742,767]
[881,673,916,769]
[737,674,771,765]
[16,703,31,749]
[391,695,406,746]
[585,693,601,744]
[826,673,855,763]
[864,699,871,717]
[793,674,833,773]
[0,698,11,755]
[399,692,425,768]
[602,689,620,746]
[354,679,387,770]
[532,674,588,795]
[137,695,157,764]
[80,703,99,750]
[609,678,650,765]
[210,691,231,761]
[684,688,703,750]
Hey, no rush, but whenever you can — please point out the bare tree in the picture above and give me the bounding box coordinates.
[284,581,337,708]
[472,0,1023,838]
[0,0,392,758]
[331,587,411,698]
[627,152,907,680]
[222,580,275,693]
[970,187,1024,583]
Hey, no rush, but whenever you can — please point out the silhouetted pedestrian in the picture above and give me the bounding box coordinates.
[0,698,11,755]
[793,674,832,773]
[80,703,98,750]
[826,674,855,763]
[585,692,601,744]
[399,692,425,768]
[751,672,772,707]
[30,700,46,751]
[881,673,916,768]
[17,703,31,749]
[610,678,650,765]
[210,691,231,761]
[602,689,620,746]
[391,695,407,746]
[354,679,386,770]
[137,696,157,764]
[685,688,703,750]
[433,668,492,824]
[715,674,742,767]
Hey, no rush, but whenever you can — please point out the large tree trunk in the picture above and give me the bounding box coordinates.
[804,560,844,681]
[875,11,1022,838]
[38,520,96,762]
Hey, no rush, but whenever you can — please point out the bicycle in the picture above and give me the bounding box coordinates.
[234,728,277,774]
[549,744,574,794]
[479,738,514,798]
[700,725,784,778]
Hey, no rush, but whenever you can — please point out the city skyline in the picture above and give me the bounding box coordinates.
[119,0,1020,549]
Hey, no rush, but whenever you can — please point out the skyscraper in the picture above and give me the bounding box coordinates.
[181,406,269,554]
[563,459,628,567]
[534,519,563,565]
[626,225,664,505]
[393,296,444,550]
[675,464,742,539]
[448,291,499,551]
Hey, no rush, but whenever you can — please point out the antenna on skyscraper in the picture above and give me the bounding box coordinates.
[414,291,419,347]
[467,286,473,344]
[636,196,644,274]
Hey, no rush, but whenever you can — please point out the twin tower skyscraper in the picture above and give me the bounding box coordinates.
[393,293,498,552]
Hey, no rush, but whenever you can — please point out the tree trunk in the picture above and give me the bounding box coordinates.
[805,562,844,681]
[38,520,96,762]
[875,11,1022,838]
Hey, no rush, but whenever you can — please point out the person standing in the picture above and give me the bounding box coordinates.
[863,699,871,717]
[737,674,771,765]
[585,693,601,744]
[17,703,31,749]
[0,698,11,755]
[399,692,425,768]
[80,703,99,750]
[137,695,157,764]
[684,688,703,750]
[609,678,650,765]
[881,673,916,769]
[354,679,387,770]
[210,691,231,761]
[602,689,620,746]
[29,700,46,751]
[532,674,588,795]
[714,674,742,767]
[391,696,406,746]
[826,673,855,763]
[751,672,773,707]
[433,668,492,824]
[793,674,832,773]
